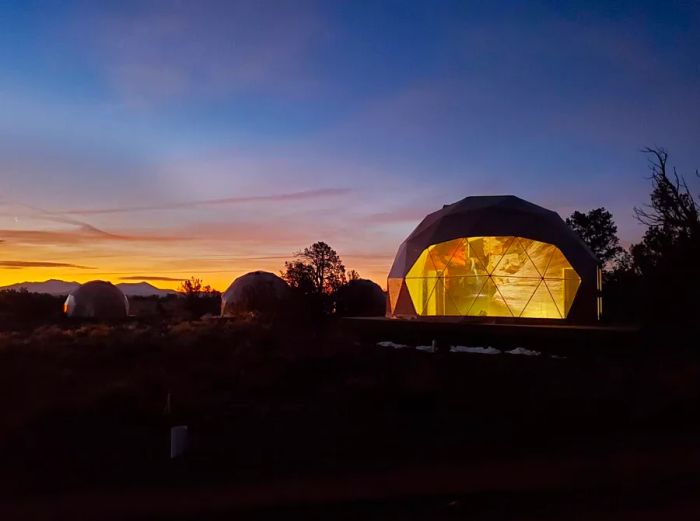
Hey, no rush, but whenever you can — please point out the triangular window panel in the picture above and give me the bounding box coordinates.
[405,277,438,316]
[544,272,581,318]
[428,238,464,275]
[443,241,470,277]
[521,280,562,319]
[492,282,515,317]
[526,240,556,277]
[483,236,516,275]
[464,237,491,276]
[445,238,488,277]
[519,238,545,277]
[405,277,444,316]
[406,248,440,279]
[496,277,541,317]
[563,268,581,316]
[442,285,463,315]
[420,276,440,315]
[518,238,535,256]
[431,276,452,316]
[444,276,485,315]
[387,278,403,314]
[492,238,541,279]
[394,281,416,315]
[544,248,571,279]
[467,276,513,317]
[541,279,564,318]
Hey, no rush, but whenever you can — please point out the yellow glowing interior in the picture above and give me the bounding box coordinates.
[403,236,580,318]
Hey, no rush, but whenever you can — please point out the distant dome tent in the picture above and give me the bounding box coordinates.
[334,279,386,317]
[387,196,601,322]
[221,271,291,316]
[64,280,129,319]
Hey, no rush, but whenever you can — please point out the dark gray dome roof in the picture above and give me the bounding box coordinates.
[389,195,597,279]
[334,278,386,317]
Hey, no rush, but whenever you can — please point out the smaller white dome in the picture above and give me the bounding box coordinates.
[64,280,129,319]
[221,271,290,316]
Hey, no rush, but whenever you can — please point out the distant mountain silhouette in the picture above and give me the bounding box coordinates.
[0,279,80,295]
[0,279,177,297]
[115,282,177,297]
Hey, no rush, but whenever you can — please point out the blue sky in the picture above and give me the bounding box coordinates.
[0,0,699,287]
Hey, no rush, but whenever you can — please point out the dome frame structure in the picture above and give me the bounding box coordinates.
[64,280,129,319]
[334,278,386,317]
[387,195,601,323]
[221,271,291,316]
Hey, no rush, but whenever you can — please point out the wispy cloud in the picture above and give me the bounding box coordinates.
[0,261,94,269]
[2,201,186,243]
[0,227,183,246]
[359,206,430,224]
[119,275,184,282]
[49,188,351,216]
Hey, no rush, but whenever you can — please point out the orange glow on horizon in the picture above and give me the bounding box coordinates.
[0,204,395,292]
[0,262,389,292]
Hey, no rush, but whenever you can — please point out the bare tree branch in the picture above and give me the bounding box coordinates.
[634,147,699,234]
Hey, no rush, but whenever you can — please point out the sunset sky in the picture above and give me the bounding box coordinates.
[1,1,699,290]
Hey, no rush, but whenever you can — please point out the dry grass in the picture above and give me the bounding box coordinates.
[0,318,699,497]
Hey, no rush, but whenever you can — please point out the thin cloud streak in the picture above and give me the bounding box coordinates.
[359,207,430,224]
[0,228,185,246]
[51,188,351,216]
[0,261,95,269]
[4,202,184,242]
[119,275,185,282]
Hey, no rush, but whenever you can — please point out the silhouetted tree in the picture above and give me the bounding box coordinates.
[633,147,699,236]
[281,261,316,295]
[180,277,209,295]
[566,208,625,270]
[281,242,348,318]
[347,269,361,281]
[626,147,699,325]
[179,277,220,318]
[282,242,346,295]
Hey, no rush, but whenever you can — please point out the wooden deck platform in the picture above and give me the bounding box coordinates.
[342,316,640,351]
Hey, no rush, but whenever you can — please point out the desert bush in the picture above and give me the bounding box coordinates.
[0,290,64,326]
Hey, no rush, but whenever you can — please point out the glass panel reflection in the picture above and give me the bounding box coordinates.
[399,236,581,319]
[521,280,562,319]
[469,277,512,317]
[495,277,542,317]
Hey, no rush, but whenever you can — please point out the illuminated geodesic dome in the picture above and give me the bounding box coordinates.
[334,279,386,316]
[64,280,129,319]
[387,196,601,322]
[221,271,291,316]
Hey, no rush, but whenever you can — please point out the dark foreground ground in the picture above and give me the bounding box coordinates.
[0,318,699,519]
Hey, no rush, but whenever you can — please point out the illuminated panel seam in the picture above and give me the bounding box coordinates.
[400,236,581,319]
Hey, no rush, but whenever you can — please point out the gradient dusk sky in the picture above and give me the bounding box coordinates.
[1,1,699,290]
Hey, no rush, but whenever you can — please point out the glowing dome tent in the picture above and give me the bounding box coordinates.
[387,196,601,322]
[64,280,129,319]
[221,271,291,316]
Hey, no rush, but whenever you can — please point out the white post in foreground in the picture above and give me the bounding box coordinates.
[170,425,188,459]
